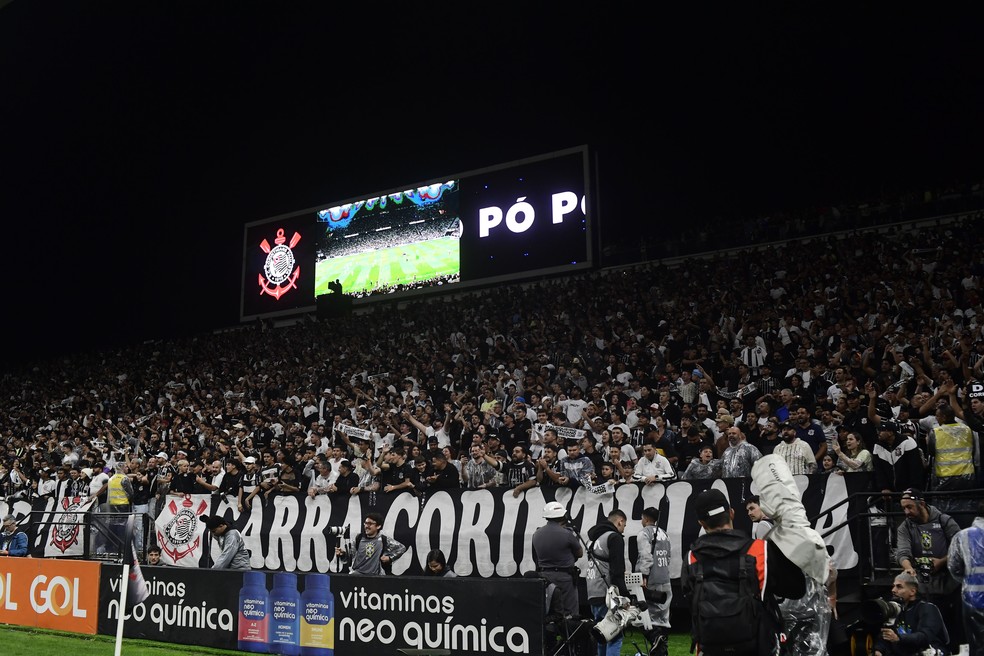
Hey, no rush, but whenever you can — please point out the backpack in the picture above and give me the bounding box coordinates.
[353,533,392,573]
[354,533,389,552]
[690,539,779,656]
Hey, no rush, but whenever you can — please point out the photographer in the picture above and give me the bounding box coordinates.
[872,573,949,656]
[635,506,672,656]
[334,512,406,575]
[585,508,631,656]
[896,488,962,650]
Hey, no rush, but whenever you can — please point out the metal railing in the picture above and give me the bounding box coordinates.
[811,486,982,599]
[29,508,149,562]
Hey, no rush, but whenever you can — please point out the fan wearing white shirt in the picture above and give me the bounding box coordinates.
[634,443,676,483]
[557,387,589,424]
[324,446,344,485]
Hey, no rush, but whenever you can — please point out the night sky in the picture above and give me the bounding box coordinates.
[3,4,983,367]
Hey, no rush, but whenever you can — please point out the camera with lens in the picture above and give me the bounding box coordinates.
[644,589,668,604]
[327,525,350,539]
[914,557,934,583]
[861,598,903,628]
[592,586,642,642]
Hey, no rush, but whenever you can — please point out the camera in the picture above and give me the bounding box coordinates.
[327,525,350,539]
[644,589,668,604]
[592,585,642,643]
[861,598,903,627]
[914,556,934,583]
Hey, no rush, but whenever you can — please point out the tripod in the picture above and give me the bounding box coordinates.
[524,568,594,656]
[548,614,595,656]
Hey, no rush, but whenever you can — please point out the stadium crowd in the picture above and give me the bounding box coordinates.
[354,272,461,298]
[1,215,982,516]
[317,219,453,259]
[0,196,981,654]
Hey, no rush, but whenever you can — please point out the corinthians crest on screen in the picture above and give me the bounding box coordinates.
[258,227,302,299]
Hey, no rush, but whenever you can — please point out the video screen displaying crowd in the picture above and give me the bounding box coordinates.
[316,216,454,260]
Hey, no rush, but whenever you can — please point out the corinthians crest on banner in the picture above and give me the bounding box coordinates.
[44,495,99,558]
[156,495,209,566]
[257,227,302,300]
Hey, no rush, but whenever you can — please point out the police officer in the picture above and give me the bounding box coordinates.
[532,500,583,619]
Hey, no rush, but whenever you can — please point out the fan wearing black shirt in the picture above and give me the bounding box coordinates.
[329,460,360,497]
[378,446,415,495]
[426,451,461,490]
[497,413,528,452]
[500,445,537,497]
[579,436,606,475]
[218,459,244,510]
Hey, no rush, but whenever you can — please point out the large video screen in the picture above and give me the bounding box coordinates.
[241,146,591,322]
[314,181,462,297]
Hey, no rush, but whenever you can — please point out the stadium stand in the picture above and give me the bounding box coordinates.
[1,180,982,649]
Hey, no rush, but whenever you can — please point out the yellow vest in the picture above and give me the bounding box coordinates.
[933,423,974,477]
[107,473,130,506]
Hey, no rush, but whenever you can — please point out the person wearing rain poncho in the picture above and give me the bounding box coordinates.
[682,454,832,656]
[948,499,984,656]
[752,455,835,656]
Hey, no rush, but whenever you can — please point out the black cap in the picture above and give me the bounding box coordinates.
[879,420,900,434]
[900,488,925,503]
[694,489,731,522]
[846,390,861,399]
[200,515,228,530]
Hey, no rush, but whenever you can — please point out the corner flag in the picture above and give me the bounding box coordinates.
[123,513,149,607]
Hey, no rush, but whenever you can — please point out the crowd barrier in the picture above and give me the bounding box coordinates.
[9,475,871,578]
[0,556,542,655]
[1,475,874,653]
[0,557,100,634]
